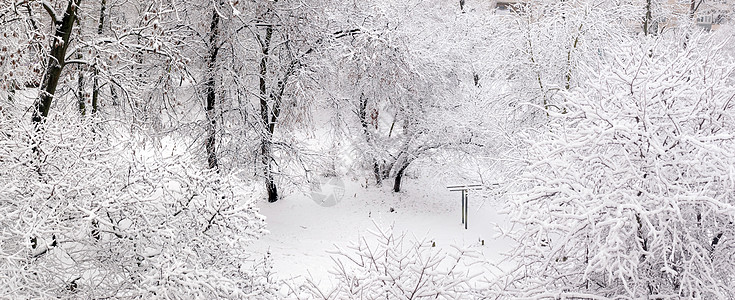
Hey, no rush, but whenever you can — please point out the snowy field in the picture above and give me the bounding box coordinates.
[248,177,511,291]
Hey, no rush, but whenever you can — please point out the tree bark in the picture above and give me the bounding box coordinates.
[393,164,409,193]
[689,0,703,20]
[33,0,82,125]
[77,53,86,115]
[91,71,99,114]
[8,81,16,103]
[643,0,652,35]
[91,0,106,115]
[259,25,278,202]
[29,0,80,250]
[204,6,220,169]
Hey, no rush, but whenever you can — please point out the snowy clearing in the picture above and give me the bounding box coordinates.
[249,177,512,289]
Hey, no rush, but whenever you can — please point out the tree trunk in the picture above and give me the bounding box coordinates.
[91,70,99,114]
[393,164,409,193]
[30,0,80,250]
[8,81,16,103]
[97,0,105,35]
[689,0,701,20]
[373,163,382,184]
[204,6,220,169]
[77,53,86,115]
[265,169,278,203]
[643,0,652,35]
[32,0,82,125]
[91,0,106,115]
[259,25,278,202]
[357,93,383,184]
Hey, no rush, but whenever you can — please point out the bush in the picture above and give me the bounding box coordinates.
[498,31,735,298]
[301,223,484,299]
[0,113,272,299]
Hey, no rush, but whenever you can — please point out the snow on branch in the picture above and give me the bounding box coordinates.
[0,113,272,299]
[499,27,735,299]
[41,1,58,24]
[298,222,485,299]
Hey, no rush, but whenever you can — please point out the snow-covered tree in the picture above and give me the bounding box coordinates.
[494,0,641,116]
[188,0,333,202]
[322,0,494,192]
[495,27,735,298]
[0,107,271,298]
[0,1,46,102]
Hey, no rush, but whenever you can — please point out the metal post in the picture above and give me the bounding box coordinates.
[464,192,468,230]
[461,190,465,224]
[447,184,486,230]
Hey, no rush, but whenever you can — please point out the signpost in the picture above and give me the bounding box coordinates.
[447,184,484,229]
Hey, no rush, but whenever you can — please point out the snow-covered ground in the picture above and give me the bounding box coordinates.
[247,176,512,290]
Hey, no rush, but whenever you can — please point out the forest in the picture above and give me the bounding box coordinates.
[1,0,735,298]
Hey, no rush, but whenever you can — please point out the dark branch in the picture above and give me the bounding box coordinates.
[333,28,361,39]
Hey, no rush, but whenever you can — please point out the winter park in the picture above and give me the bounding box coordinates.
[2,0,735,299]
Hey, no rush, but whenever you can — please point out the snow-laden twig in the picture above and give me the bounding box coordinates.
[301,222,485,299]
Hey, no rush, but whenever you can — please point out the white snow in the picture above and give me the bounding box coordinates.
[247,176,512,288]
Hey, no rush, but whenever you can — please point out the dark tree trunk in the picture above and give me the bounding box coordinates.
[265,172,278,203]
[256,16,300,202]
[77,53,86,115]
[374,163,382,184]
[91,70,99,114]
[204,7,220,169]
[259,25,278,202]
[97,0,105,35]
[91,0,106,115]
[30,0,80,250]
[32,0,82,125]
[690,0,701,19]
[643,0,652,35]
[8,81,16,103]
[393,164,409,193]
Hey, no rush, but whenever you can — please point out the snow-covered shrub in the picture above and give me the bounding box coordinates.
[301,223,483,299]
[496,31,735,298]
[0,113,271,298]
[493,0,640,129]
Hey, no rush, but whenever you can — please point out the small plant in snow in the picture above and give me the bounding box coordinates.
[301,223,484,299]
